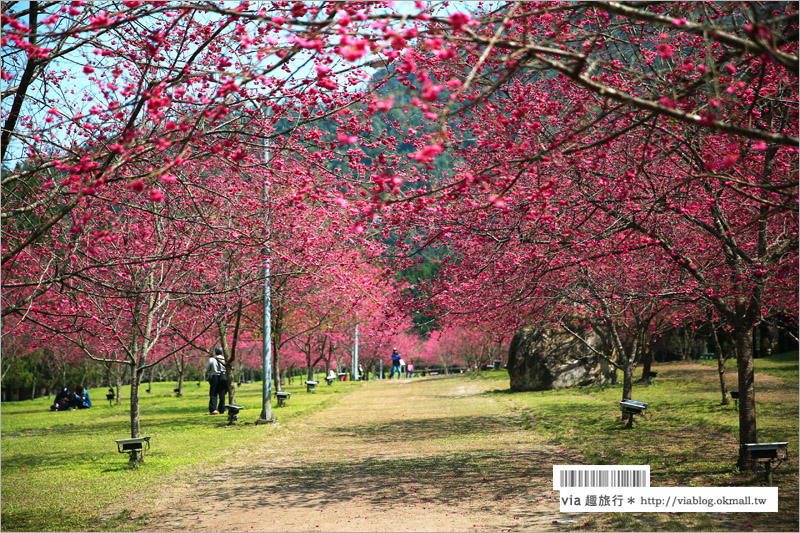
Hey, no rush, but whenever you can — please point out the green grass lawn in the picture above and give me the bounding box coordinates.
[1,353,797,532]
[469,351,799,531]
[0,374,345,531]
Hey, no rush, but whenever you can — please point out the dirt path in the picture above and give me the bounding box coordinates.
[142,377,588,532]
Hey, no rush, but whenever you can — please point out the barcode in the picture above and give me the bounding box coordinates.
[553,466,650,490]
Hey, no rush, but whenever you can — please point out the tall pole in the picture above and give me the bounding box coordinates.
[257,122,274,424]
[353,322,359,381]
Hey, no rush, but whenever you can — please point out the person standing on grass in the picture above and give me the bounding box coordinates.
[406,361,414,379]
[206,346,228,415]
[389,347,402,379]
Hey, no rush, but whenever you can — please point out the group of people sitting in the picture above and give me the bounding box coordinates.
[50,386,92,411]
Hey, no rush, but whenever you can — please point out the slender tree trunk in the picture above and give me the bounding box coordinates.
[305,340,315,381]
[115,371,123,406]
[735,325,757,469]
[711,324,730,405]
[175,354,185,398]
[226,301,243,405]
[130,366,142,439]
[639,345,653,382]
[272,337,281,395]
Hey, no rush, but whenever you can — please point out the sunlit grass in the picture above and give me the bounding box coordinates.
[0,373,345,531]
[1,355,797,532]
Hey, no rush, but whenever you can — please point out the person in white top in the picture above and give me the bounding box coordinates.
[206,346,227,415]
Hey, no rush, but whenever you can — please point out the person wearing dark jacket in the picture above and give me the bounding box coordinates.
[50,387,72,411]
[389,348,402,380]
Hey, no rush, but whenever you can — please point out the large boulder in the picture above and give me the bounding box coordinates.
[507,326,616,391]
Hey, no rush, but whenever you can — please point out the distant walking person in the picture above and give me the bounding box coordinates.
[389,348,402,379]
[406,361,414,379]
[206,347,228,415]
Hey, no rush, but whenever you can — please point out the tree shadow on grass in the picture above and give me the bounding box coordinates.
[173,448,566,513]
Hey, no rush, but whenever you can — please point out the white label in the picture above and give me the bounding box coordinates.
[559,487,778,512]
[553,465,650,490]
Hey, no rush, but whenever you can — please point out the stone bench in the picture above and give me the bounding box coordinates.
[115,436,151,468]
[619,400,648,429]
[224,404,244,425]
[730,390,739,410]
[306,380,318,393]
[275,391,291,407]
[743,442,788,484]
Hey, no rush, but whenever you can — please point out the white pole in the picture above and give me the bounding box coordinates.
[257,123,274,424]
[353,323,359,381]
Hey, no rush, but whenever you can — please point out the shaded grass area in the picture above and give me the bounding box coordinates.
[0,374,348,531]
[468,353,799,531]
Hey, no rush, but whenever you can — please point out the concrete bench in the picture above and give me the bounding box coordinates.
[619,400,648,429]
[743,442,788,484]
[115,436,151,468]
[275,391,291,407]
[730,391,739,410]
[224,404,244,425]
[306,380,318,393]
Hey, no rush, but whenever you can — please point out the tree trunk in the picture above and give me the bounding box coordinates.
[306,344,315,381]
[711,324,730,405]
[735,325,757,469]
[175,356,185,398]
[272,339,281,395]
[622,356,634,402]
[639,345,653,382]
[115,371,123,406]
[130,366,142,439]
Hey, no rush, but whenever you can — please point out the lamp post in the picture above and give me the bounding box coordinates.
[257,121,275,425]
[353,322,359,381]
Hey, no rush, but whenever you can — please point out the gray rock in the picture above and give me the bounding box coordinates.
[507,326,616,391]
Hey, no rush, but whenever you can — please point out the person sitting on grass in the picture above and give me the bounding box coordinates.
[72,386,92,409]
[50,387,72,411]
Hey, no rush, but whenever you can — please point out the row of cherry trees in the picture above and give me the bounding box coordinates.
[382,1,798,468]
[3,2,797,466]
